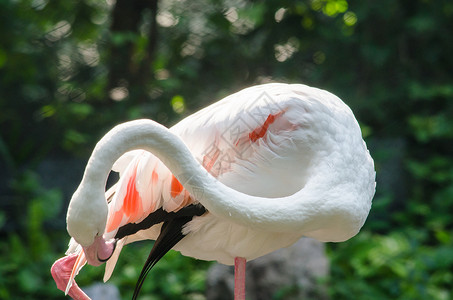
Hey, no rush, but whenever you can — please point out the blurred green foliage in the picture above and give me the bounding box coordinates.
[1,0,452,299]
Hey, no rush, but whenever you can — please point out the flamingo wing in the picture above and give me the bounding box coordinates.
[106,83,299,238]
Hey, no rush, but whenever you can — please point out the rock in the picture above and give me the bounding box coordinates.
[83,282,121,300]
[206,237,329,300]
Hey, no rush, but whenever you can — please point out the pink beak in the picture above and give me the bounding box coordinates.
[82,236,117,266]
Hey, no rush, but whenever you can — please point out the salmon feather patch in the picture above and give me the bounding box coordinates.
[170,175,184,198]
[249,112,283,142]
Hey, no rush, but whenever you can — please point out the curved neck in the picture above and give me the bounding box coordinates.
[81,120,213,195]
[80,119,372,242]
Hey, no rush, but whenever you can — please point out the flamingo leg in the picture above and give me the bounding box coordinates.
[51,254,90,300]
[234,257,246,300]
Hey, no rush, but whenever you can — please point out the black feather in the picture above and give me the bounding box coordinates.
[131,216,192,300]
[115,204,206,300]
[115,205,206,240]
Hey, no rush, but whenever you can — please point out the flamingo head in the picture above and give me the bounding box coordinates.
[66,186,116,266]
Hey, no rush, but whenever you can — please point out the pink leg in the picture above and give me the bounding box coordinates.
[234,257,246,300]
[51,254,91,300]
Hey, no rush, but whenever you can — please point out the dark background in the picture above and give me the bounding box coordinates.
[1,0,452,299]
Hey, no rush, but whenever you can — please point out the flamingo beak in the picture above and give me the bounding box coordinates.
[82,236,117,266]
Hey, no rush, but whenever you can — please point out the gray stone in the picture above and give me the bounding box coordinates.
[82,282,121,300]
[206,237,329,300]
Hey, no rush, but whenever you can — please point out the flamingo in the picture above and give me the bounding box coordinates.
[51,83,375,300]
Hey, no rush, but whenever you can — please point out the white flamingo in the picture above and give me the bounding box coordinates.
[51,83,375,300]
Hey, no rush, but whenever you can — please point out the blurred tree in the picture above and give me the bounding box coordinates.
[107,0,158,103]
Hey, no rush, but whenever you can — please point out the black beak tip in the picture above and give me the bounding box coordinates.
[97,238,118,263]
